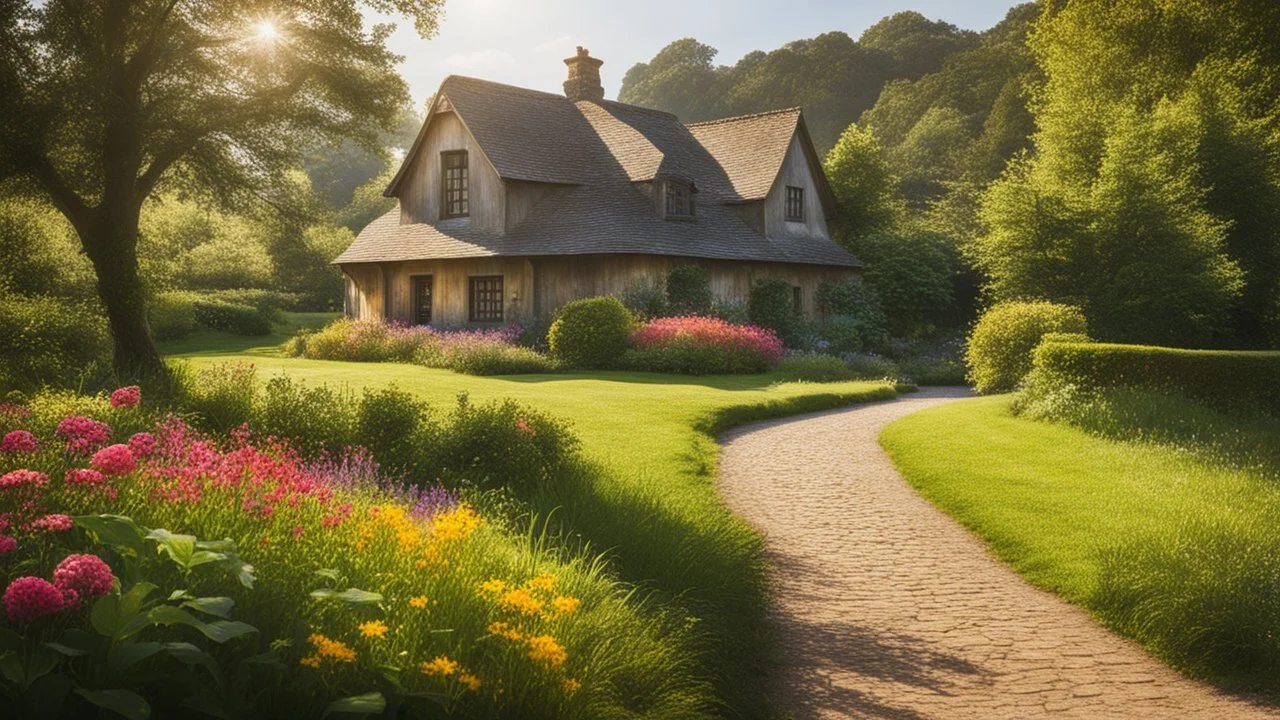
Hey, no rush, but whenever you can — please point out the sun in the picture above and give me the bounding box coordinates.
[252,20,280,43]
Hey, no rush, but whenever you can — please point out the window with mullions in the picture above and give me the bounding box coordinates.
[468,275,503,322]
[441,150,469,218]
[785,186,805,222]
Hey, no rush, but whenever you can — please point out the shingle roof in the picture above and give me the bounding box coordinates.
[354,75,859,269]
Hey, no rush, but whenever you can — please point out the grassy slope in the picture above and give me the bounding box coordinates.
[879,396,1277,601]
[163,327,898,717]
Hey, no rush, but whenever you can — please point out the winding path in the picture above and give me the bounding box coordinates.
[718,388,1280,719]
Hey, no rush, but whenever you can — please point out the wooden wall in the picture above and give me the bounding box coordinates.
[344,258,535,326]
[397,109,505,232]
[763,135,831,240]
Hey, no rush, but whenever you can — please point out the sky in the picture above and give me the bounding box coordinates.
[373,0,1025,109]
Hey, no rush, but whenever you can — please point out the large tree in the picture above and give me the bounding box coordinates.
[0,0,443,375]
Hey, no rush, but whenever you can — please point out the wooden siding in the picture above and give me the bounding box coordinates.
[397,109,505,231]
[343,255,857,324]
[504,181,556,231]
[763,135,830,240]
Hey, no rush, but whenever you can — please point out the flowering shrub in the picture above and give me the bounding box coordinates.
[1,430,38,454]
[109,385,141,408]
[56,415,112,455]
[624,316,784,375]
[90,443,137,476]
[52,553,113,607]
[3,576,64,623]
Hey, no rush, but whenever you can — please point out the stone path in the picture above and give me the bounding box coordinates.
[718,388,1280,719]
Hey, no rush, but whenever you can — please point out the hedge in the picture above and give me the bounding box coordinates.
[1031,341,1280,415]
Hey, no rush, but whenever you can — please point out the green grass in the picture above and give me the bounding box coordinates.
[881,396,1280,692]
[156,311,339,356]
[163,332,899,717]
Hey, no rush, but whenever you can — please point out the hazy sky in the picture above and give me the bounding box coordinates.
[373,0,1025,108]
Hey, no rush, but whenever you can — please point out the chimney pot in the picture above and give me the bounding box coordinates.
[564,46,604,103]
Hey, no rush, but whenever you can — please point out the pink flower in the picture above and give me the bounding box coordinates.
[56,416,112,455]
[65,468,106,486]
[90,444,137,476]
[3,577,65,623]
[1,430,39,454]
[127,432,157,457]
[0,536,16,554]
[31,514,73,533]
[0,470,48,491]
[110,386,141,408]
[515,419,536,436]
[53,554,114,608]
[292,525,305,539]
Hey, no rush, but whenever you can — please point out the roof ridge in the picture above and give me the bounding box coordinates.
[686,107,802,127]
[441,74,568,101]
[590,99,679,121]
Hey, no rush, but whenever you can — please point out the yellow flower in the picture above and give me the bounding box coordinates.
[299,654,321,669]
[420,655,459,677]
[432,505,482,544]
[487,621,523,640]
[564,678,581,694]
[527,574,556,592]
[526,635,567,668]
[551,595,581,615]
[498,587,545,616]
[358,620,389,638]
[478,578,506,596]
[459,672,482,691]
[409,595,429,609]
[309,633,357,662]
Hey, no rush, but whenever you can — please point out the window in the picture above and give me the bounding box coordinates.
[412,275,433,325]
[441,150,469,218]
[785,186,805,222]
[665,180,694,218]
[792,285,803,314]
[468,275,503,322]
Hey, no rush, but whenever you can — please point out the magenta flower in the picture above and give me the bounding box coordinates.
[0,469,48,491]
[57,416,113,455]
[631,316,785,362]
[65,468,106,486]
[1,430,39,454]
[30,514,73,533]
[90,444,137,476]
[53,554,114,608]
[109,386,141,408]
[127,432,157,457]
[0,536,15,554]
[3,577,65,623]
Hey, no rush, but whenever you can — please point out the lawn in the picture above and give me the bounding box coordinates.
[881,395,1280,690]
[162,324,900,716]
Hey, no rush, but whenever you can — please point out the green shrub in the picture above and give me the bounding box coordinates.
[178,361,259,433]
[0,294,110,391]
[192,297,274,336]
[709,299,750,325]
[898,356,967,386]
[443,343,558,376]
[547,296,635,369]
[253,375,357,452]
[844,353,902,380]
[816,277,889,352]
[436,392,580,493]
[666,263,713,315]
[621,277,670,320]
[149,291,199,340]
[747,278,807,348]
[965,301,1088,393]
[1024,341,1280,415]
[622,338,772,375]
[356,385,438,480]
[775,354,858,382]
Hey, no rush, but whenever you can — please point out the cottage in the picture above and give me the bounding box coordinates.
[334,47,862,326]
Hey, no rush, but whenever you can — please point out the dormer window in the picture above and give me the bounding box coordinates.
[785,186,805,222]
[441,150,469,218]
[664,179,696,219]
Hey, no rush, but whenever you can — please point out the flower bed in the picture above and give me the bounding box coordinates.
[285,320,555,375]
[623,316,784,375]
[0,386,706,718]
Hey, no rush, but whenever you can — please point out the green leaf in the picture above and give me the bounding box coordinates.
[107,642,163,671]
[43,643,91,658]
[324,692,385,717]
[0,628,22,652]
[182,597,234,619]
[93,583,158,640]
[164,642,224,691]
[75,688,151,720]
[25,646,59,686]
[310,587,383,605]
[0,653,25,686]
[73,515,149,555]
[180,695,232,719]
[314,568,340,581]
[146,529,196,569]
[148,606,257,643]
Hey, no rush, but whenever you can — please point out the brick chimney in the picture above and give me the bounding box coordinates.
[563,46,604,103]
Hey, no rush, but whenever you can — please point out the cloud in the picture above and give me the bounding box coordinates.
[443,48,516,72]
[533,35,580,54]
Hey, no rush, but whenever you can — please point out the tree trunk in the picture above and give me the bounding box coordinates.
[79,214,166,379]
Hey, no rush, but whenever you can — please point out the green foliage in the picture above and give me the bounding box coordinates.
[0,197,96,299]
[356,386,437,480]
[1023,341,1280,416]
[147,292,198,341]
[843,353,903,381]
[254,376,358,453]
[746,279,807,349]
[178,362,260,434]
[823,124,902,238]
[846,231,957,338]
[192,298,274,337]
[666,264,714,315]
[440,344,558,376]
[774,354,858,383]
[897,355,967,386]
[815,277,889,353]
[620,277,671,320]
[436,393,580,493]
[0,295,110,392]
[621,339,772,376]
[965,301,1087,393]
[265,224,352,312]
[547,297,636,369]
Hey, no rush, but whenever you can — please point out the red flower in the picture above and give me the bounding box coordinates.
[53,554,114,608]
[0,470,48,491]
[30,514,73,533]
[1,430,39,454]
[127,432,157,457]
[90,444,137,476]
[56,416,113,455]
[3,577,65,623]
[292,525,305,539]
[110,386,141,408]
[65,468,106,486]
[0,536,15,555]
